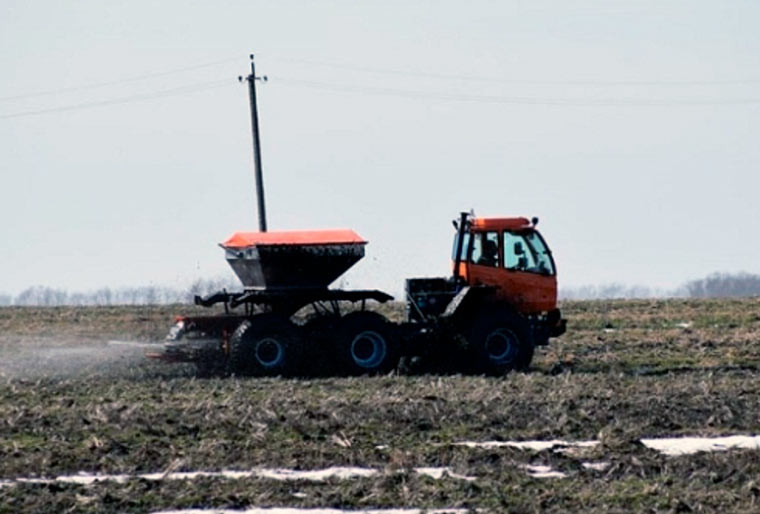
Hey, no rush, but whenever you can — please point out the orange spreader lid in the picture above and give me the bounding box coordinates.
[221,229,366,248]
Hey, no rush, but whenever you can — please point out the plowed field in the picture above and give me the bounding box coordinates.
[1,299,759,513]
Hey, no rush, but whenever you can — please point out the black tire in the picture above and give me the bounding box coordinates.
[466,311,533,375]
[335,311,399,375]
[194,355,229,378]
[516,342,535,371]
[301,314,342,377]
[228,314,302,376]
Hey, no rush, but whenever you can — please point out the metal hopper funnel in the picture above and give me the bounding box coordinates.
[221,229,367,290]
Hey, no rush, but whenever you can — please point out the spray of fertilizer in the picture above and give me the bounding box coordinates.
[0,336,168,380]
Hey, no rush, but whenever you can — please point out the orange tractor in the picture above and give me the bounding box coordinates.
[146,55,565,375]
[148,212,565,376]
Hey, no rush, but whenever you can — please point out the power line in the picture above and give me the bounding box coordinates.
[4,72,759,121]
[0,79,233,120]
[276,76,760,106]
[0,56,239,103]
[4,52,759,111]
[281,57,760,87]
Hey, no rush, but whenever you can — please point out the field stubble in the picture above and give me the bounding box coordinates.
[1,299,760,513]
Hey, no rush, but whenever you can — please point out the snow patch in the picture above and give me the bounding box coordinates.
[414,467,476,481]
[454,439,598,451]
[251,467,377,481]
[640,435,760,456]
[0,466,472,488]
[521,464,566,479]
[5,435,759,491]
[153,507,470,514]
[455,435,760,457]
[582,462,610,471]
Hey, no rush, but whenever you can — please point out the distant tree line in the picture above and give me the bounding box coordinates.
[682,272,760,299]
[0,276,240,306]
[562,271,760,300]
[560,283,668,300]
[3,272,760,305]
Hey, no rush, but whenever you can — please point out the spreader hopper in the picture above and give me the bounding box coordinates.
[221,229,367,290]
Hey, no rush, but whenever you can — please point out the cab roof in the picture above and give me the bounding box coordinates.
[222,229,366,248]
[470,217,534,232]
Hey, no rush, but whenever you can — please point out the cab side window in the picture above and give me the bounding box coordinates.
[451,232,471,261]
[504,232,536,270]
[471,231,499,267]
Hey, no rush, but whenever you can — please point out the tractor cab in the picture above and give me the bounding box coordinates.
[452,215,558,315]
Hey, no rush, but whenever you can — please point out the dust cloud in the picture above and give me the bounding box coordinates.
[0,337,174,380]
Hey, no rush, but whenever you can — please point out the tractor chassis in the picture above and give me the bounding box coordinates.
[145,288,396,368]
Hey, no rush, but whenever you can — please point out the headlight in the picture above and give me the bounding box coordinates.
[166,320,186,341]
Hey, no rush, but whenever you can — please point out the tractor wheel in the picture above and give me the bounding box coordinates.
[335,311,399,375]
[466,311,533,375]
[228,314,302,377]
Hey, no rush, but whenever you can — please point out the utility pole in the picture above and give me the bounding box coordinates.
[239,54,268,232]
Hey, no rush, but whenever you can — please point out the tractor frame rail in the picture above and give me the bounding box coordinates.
[195,288,394,313]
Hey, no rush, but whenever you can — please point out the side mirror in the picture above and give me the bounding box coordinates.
[514,242,524,255]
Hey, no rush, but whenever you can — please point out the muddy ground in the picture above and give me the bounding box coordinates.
[1,299,760,513]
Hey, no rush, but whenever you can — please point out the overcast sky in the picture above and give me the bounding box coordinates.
[1,1,759,297]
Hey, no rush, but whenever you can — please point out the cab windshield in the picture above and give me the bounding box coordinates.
[504,230,555,276]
